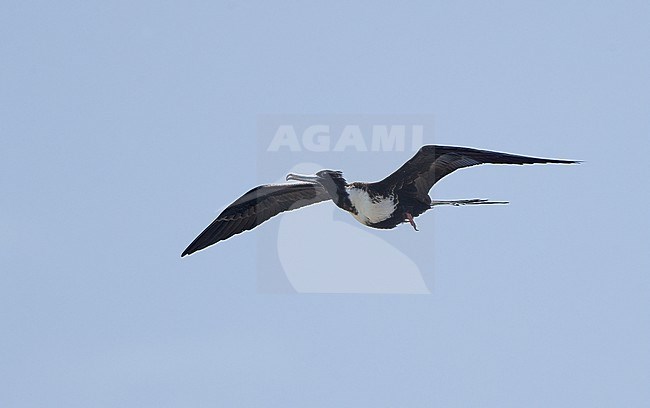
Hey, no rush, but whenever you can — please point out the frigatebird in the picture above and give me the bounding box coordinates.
[181,145,577,256]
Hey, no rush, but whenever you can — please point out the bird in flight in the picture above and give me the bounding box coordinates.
[181,145,578,256]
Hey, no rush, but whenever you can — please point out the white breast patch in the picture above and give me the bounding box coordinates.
[346,187,397,225]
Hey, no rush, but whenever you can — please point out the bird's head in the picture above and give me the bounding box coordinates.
[286,170,346,190]
[286,170,351,209]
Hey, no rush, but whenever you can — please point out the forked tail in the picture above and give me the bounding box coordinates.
[431,199,509,207]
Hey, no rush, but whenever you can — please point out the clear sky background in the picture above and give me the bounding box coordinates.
[2,1,649,407]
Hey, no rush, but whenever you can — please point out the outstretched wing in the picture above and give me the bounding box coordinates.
[182,182,331,256]
[374,145,578,200]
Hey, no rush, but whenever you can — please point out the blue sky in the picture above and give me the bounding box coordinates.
[2,1,649,406]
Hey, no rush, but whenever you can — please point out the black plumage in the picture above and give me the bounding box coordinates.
[181,183,329,256]
[182,145,578,256]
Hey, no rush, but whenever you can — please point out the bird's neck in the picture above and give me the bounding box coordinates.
[320,177,356,214]
[333,188,355,214]
[337,183,371,215]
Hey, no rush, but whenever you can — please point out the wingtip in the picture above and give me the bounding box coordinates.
[558,157,582,164]
[546,158,581,165]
